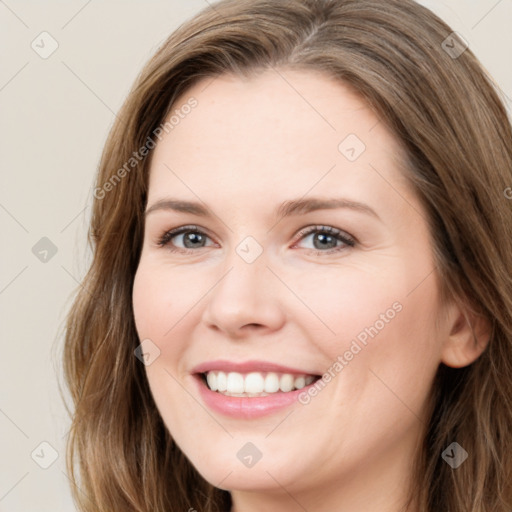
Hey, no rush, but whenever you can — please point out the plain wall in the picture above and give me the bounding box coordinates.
[0,0,510,510]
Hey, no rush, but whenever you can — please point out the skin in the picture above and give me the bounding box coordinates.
[132,69,489,512]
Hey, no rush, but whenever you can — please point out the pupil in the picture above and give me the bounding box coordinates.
[184,232,204,248]
[314,233,336,250]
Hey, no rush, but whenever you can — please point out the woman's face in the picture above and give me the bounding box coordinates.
[133,70,451,505]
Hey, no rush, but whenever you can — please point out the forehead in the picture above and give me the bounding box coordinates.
[147,69,411,214]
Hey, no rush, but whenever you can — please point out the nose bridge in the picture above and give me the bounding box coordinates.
[218,232,268,293]
[212,240,268,310]
[202,237,284,334]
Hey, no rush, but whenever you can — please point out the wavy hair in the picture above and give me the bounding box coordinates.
[61,0,512,510]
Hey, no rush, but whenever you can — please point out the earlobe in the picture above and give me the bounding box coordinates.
[440,303,492,368]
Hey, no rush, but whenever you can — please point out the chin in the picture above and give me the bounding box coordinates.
[186,450,300,492]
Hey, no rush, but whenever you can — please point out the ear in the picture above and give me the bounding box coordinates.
[440,299,492,368]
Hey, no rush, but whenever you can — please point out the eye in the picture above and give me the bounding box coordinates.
[156,224,356,255]
[156,225,215,253]
[292,225,355,255]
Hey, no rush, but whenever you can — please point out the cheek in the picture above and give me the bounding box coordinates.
[132,266,162,340]
[132,262,186,340]
[288,263,409,355]
[132,263,200,431]
[296,260,442,396]
[132,261,206,378]
[338,273,443,418]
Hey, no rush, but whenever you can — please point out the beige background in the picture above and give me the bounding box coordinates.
[0,0,510,510]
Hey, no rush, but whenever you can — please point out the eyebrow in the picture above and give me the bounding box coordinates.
[144,197,380,221]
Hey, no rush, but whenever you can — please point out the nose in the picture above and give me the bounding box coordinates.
[201,250,286,338]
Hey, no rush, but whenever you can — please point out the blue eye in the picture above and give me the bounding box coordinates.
[292,225,355,254]
[157,225,214,252]
[156,224,355,255]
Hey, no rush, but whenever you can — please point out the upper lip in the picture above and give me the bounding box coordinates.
[191,359,320,376]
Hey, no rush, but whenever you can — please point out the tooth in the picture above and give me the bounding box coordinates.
[305,375,315,386]
[294,376,306,389]
[264,372,280,393]
[244,372,265,393]
[227,372,244,394]
[217,371,227,392]
[206,372,218,391]
[208,370,317,395]
[279,373,294,392]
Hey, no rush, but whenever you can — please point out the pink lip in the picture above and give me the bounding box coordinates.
[193,375,319,419]
[191,359,317,376]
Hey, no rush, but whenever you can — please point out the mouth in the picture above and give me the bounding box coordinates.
[198,370,321,397]
[191,360,323,418]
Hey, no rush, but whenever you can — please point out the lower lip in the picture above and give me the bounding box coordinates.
[194,374,317,419]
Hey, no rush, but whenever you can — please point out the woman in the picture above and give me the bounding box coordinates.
[62,0,512,510]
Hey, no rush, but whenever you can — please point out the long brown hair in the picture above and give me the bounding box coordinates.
[61,0,512,510]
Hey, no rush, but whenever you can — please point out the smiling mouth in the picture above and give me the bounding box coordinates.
[199,371,321,397]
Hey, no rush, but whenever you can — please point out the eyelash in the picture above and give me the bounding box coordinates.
[156,224,356,256]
